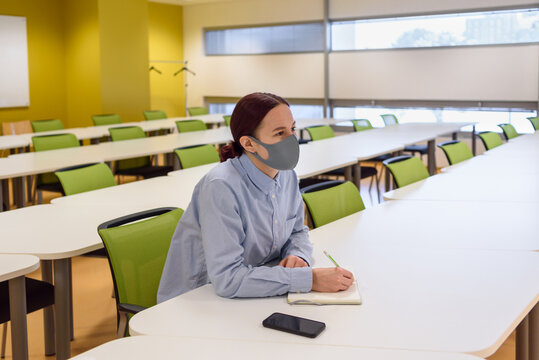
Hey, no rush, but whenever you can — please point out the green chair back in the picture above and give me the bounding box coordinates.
[93,114,122,126]
[174,144,220,169]
[32,134,81,185]
[478,131,503,150]
[383,155,430,188]
[31,119,64,133]
[306,126,335,141]
[437,141,473,165]
[55,163,117,196]
[528,116,539,131]
[187,107,209,116]
[352,119,373,132]
[380,114,399,126]
[143,110,167,121]
[98,208,184,310]
[497,123,519,140]
[223,115,232,127]
[301,181,365,229]
[175,120,207,133]
[109,126,150,170]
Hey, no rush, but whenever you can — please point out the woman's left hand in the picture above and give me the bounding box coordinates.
[279,255,308,268]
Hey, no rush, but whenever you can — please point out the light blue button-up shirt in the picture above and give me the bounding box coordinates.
[157,153,313,302]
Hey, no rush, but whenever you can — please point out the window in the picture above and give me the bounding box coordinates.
[205,22,324,55]
[331,8,539,50]
[209,103,324,120]
[332,106,537,134]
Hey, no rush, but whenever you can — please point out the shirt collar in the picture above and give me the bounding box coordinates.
[238,153,281,195]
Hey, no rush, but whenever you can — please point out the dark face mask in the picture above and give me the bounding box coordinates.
[248,134,300,170]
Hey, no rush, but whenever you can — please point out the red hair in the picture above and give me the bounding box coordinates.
[220,92,289,162]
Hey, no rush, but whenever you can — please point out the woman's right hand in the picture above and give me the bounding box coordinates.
[312,267,354,292]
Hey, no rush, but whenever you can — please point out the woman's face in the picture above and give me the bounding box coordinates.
[252,104,296,157]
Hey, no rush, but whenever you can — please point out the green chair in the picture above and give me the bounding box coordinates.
[382,155,430,188]
[300,180,365,229]
[55,163,117,196]
[143,110,167,121]
[437,140,473,166]
[174,144,220,169]
[380,114,428,158]
[223,115,232,127]
[97,207,184,337]
[92,114,122,126]
[305,125,335,141]
[527,116,539,131]
[497,123,519,140]
[352,119,373,132]
[187,107,209,116]
[31,119,64,133]
[31,133,81,203]
[175,120,207,133]
[108,126,173,181]
[477,131,503,151]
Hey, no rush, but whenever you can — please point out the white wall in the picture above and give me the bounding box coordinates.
[182,0,324,107]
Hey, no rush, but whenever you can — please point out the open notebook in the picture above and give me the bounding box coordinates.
[287,272,362,305]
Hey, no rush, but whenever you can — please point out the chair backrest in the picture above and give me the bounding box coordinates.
[55,163,117,196]
[92,114,122,126]
[383,155,430,188]
[301,180,365,229]
[223,115,232,127]
[32,134,81,185]
[31,119,64,133]
[352,119,373,132]
[477,131,503,150]
[187,107,209,116]
[175,119,207,133]
[497,123,519,140]
[306,126,335,141]
[380,114,399,126]
[98,207,184,309]
[528,116,539,131]
[1,120,32,135]
[108,126,150,170]
[143,110,167,121]
[174,144,220,169]
[437,140,473,166]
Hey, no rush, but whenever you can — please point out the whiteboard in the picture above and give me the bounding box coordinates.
[0,15,29,108]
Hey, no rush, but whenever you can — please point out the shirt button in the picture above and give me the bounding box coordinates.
[273,245,276,250]
[274,220,278,224]
[271,194,275,199]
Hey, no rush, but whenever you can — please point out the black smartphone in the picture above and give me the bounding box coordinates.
[262,312,326,338]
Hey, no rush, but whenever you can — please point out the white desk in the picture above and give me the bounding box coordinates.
[129,245,539,358]
[442,155,539,175]
[383,173,539,203]
[70,336,486,360]
[0,254,40,360]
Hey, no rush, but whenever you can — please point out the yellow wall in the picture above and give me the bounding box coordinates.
[98,0,150,123]
[0,0,66,129]
[148,2,185,117]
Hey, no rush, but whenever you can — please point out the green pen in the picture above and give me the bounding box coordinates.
[323,250,340,267]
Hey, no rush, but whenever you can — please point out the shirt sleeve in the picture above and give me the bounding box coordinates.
[198,178,312,298]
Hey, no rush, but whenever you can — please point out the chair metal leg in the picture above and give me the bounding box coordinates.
[1,322,7,359]
[37,190,43,205]
[117,312,128,338]
[375,171,381,203]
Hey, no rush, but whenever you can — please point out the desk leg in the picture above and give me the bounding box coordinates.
[12,177,26,208]
[1,179,8,212]
[54,259,71,360]
[530,303,538,360]
[472,125,477,155]
[300,129,305,140]
[41,261,55,355]
[353,163,361,190]
[517,316,529,360]
[25,176,32,203]
[452,131,458,141]
[8,276,28,360]
[344,166,353,182]
[427,139,436,175]
[68,258,74,341]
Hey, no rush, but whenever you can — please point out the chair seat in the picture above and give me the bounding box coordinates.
[115,165,173,179]
[404,144,428,155]
[0,278,54,323]
[36,182,64,194]
[368,153,392,162]
[326,166,377,179]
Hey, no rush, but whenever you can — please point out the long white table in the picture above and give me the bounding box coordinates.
[70,336,486,360]
[129,244,539,358]
[0,254,40,360]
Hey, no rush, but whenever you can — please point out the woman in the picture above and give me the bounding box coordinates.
[157,92,353,302]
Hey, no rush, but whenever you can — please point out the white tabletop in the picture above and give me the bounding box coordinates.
[0,135,30,151]
[0,254,40,282]
[70,336,486,360]
[442,155,539,175]
[129,245,539,357]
